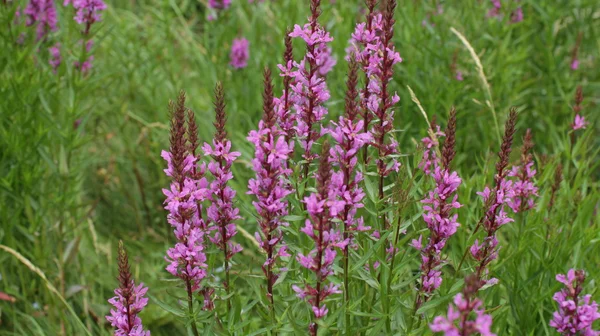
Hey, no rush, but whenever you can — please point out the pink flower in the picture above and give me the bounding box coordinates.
[550,269,600,335]
[48,43,61,73]
[24,0,58,40]
[230,38,250,69]
[573,114,588,130]
[571,59,579,70]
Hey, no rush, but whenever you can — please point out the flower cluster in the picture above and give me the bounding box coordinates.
[106,241,150,336]
[293,143,349,335]
[162,92,209,294]
[203,83,242,264]
[487,0,523,23]
[48,43,62,72]
[247,69,293,301]
[328,59,372,245]
[64,0,107,73]
[275,31,296,144]
[413,110,462,305]
[230,38,250,69]
[572,86,588,131]
[288,0,336,165]
[550,269,600,335]
[24,0,58,40]
[64,0,106,28]
[431,275,495,336]
[208,0,231,9]
[508,129,538,213]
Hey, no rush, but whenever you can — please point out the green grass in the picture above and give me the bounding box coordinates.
[0,0,599,335]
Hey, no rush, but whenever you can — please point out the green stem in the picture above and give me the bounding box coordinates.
[186,280,200,336]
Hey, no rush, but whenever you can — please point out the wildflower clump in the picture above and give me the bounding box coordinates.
[550,269,600,335]
[106,241,150,336]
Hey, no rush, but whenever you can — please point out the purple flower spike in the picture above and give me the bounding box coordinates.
[48,43,61,73]
[550,269,600,335]
[431,275,496,336]
[508,129,538,213]
[248,69,293,306]
[572,87,588,131]
[289,0,336,172]
[230,38,250,69]
[106,241,150,336]
[295,142,348,336]
[24,0,58,40]
[415,109,462,307]
[204,83,242,303]
[162,92,209,295]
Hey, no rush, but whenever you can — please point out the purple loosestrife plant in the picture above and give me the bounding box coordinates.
[162,92,208,336]
[293,142,349,336]
[247,68,293,318]
[508,129,538,213]
[230,37,249,69]
[347,0,381,159]
[64,0,106,72]
[327,58,372,327]
[369,0,402,207]
[468,108,518,287]
[288,0,336,178]
[24,0,58,40]
[550,269,600,335]
[106,241,150,336]
[570,32,582,71]
[203,82,242,310]
[48,42,61,72]
[413,108,462,308]
[208,0,231,9]
[430,275,496,336]
[572,86,588,131]
[275,30,296,146]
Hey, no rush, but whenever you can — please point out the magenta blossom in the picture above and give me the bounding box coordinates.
[230,38,250,69]
[414,124,462,304]
[431,293,495,336]
[208,0,231,9]
[508,162,538,212]
[288,12,336,164]
[573,114,588,130]
[107,283,151,336]
[24,0,58,40]
[48,43,61,72]
[550,269,600,335]
[64,0,107,27]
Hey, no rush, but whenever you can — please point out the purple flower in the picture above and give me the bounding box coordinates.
[208,0,231,9]
[248,69,293,300]
[24,0,58,40]
[162,93,209,297]
[573,114,588,130]
[230,38,250,69]
[288,6,336,165]
[510,7,523,23]
[415,111,462,306]
[64,0,107,27]
[550,269,600,335]
[486,0,502,18]
[204,84,242,272]
[48,43,61,73]
[431,276,496,336]
[507,129,538,213]
[106,241,150,336]
[295,143,348,327]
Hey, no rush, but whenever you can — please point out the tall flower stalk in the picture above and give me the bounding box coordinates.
[508,129,538,213]
[550,269,600,335]
[162,92,209,336]
[328,58,372,330]
[469,108,518,287]
[288,0,336,180]
[106,241,150,336]
[293,142,349,336]
[247,68,293,321]
[571,86,588,131]
[413,108,462,308]
[347,0,379,164]
[64,0,107,73]
[24,0,58,40]
[203,82,242,310]
[430,274,495,336]
[275,29,296,146]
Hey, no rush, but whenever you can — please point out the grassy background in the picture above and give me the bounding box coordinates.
[0,0,599,334]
